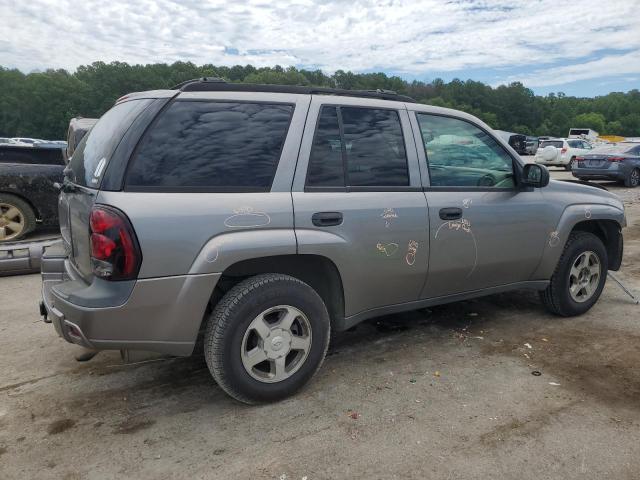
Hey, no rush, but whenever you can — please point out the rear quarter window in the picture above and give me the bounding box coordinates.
[69,99,152,187]
[125,101,294,192]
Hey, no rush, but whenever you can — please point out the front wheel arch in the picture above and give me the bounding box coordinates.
[572,219,623,271]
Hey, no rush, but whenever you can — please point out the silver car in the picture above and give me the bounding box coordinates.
[40,80,626,403]
[573,143,640,187]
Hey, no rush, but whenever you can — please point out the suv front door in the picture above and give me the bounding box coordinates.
[409,111,552,299]
[292,97,429,320]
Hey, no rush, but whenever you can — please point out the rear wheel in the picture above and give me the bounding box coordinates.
[204,273,331,404]
[0,194,36,242]
[565,157,576,171]
[624,168,640,188]
[540,232,607,316]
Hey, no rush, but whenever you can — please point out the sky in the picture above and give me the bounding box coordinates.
[1,0,639,97]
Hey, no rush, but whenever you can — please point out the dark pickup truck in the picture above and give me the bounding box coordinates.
[0,145,64,241]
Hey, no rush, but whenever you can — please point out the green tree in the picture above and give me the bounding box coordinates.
[1,62,639,139]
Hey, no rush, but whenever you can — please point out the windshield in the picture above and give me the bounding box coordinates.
[68,99,151,187]
[540,140,563,149]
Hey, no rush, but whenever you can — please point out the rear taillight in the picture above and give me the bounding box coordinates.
[575,157,584,161]
[89,205,141,280]
[608,156,625,162]
[561,147,568,154]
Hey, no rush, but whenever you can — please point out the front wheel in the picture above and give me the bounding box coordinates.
[204,274,330,404]
[540,232,607,316]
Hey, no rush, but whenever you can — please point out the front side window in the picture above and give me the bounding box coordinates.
[126,101,293,191]
[306,106,409,188]
[416,114,515,188]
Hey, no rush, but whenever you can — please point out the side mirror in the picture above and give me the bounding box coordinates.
[521,163,549,188]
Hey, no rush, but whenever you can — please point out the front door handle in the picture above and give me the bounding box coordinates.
[312,212,343,227]
[439,207,462,221]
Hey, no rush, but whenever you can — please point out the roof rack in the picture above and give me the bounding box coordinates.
[172,78,417,103]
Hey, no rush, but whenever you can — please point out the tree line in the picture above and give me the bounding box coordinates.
[1,61,639,140]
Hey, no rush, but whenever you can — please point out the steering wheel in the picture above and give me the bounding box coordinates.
[477,174,496,187]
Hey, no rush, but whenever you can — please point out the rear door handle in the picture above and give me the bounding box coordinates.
[439,207,463,221]
[312,212,343,227]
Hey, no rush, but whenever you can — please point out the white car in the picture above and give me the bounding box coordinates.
[534,138,593,170]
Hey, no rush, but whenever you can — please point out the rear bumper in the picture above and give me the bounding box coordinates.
[1,235,61,276]
[535,158,567,167]
[40,247,220,356]
[572,166,625,181]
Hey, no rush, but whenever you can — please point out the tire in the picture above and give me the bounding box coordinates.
[540,231,607,316]
[204,273,331,404]
[624,168,640,188]
[565,157,576,171]
[0,193,37,242]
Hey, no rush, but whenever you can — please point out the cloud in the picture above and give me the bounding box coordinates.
[498,50,640,88]
[1,0,639,90]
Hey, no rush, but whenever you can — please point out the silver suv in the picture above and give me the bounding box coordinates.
[40,79,626,403]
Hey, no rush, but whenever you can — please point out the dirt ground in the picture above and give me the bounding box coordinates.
[1,169,639,480]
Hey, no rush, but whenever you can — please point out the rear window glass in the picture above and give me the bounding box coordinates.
[126,101,293,191]
[540,141,563,149]
[306,106,409,188]
[342,107,408,187]
[0,145,64,165]
[69,99,151,187]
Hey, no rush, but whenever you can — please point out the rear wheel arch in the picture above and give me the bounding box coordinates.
[210,254,345,329]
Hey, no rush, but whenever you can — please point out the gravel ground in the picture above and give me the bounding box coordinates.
[1,169,639,480]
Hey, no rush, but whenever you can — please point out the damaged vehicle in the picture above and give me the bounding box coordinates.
[0,144,64,241]
[40,80,626,404]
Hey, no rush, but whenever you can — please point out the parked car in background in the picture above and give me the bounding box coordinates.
[11,137,45,145]
[573,143,640,187]
[535,138,593,170]
[0,144,64,241]
[65,117,97,162]
[40,80,626,404]
[494,130,528,155]
[0,137,17,145]
[525,136,539,155]
[568,128,599,142]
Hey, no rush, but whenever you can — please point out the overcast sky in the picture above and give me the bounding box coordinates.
[1,0,639,96]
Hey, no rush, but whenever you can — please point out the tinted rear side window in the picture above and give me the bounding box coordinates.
[126,101,293,191]
[306,107,345,187]
[342,107,408,187]
[306,106,409,188]
[69,99,152,187]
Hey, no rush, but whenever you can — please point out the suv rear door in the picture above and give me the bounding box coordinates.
[292,96,429,321]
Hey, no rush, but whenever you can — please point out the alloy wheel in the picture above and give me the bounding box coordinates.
[568,251,601,303]
[241,305,312,383]
[631,169,639,187]
[0,202,25,241]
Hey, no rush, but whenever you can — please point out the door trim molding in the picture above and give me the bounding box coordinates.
[336,280,549,330]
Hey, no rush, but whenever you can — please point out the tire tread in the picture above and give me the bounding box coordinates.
[204,273,330,404]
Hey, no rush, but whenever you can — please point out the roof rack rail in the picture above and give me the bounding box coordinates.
[172,78,416,103]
